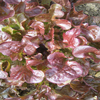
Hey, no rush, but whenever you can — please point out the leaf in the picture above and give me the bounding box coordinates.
[95,72,100,77]
[0,70,8,79]
[4,0,26,4]
[0,1,15,22]
[70,80,90,93]
[68,6,87,25]
[41,0,51,6]
[0,41,23,61]
[45,61,83,84]
[14,2,26,14]
[52,0,70,6]
[56,95,77,100]
[74,0,100,6]
[8,65,44,86]
[25,6,46,17]
[30,21,45,35]
[35,4,64,22]
[81,25,100,42]
[63,28,80,48]
[0,31,12,44]
[54,19,71,30]
[72,45,100,59]
[47,52,66,68]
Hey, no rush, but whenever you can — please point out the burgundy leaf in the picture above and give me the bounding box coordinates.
[63,28,80,48]
[72,45,100,58]
[47,52,66,68]
[77,36,88,45]
[30,21,45,35]
[81,61,90,77]
[9,65,44,85]
[68,6,87,25]
[81,25,100,42]
[0,70,8,79]
[0,31,12,43]
[56,95,77,100]
[44,28,54,41]
[23,44,36,55]
[54,19,71,30]
[0,41,23,61]
[25,6,46,17]
[0,10,15,23]
[74,0,100,6]
[4,0,28,4]
[21,34,40,55]
[45,61,83,84]
[14,2,26,14]
[70,80,90,93]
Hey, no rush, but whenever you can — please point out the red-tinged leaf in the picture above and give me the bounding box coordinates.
[21,35,39,49]
[9,66,44,85]
[23,44,36,55]
[0,41,23,61]
[49,4,64,20]
[0,31,12,43]
[0,10,15,23]
[63,28,80,48]
[25,6,46,17]
[68,6,87,25]
[26,53,44,69]
[4,0,29,4]
[54,19,71,30]
[47,52,66,68]
[91,63,100,71]
[45,61,83,84]
[72,45,100,58]
[70,80,90,93]
[84,76,100,92]
[36,4,64,22]
[81,61,90,77]
[81,25,100,42]
[74,0,100,6]
[77,36,88,45]
[30,21,45,35]
[0,70,8,79]
[56,95,77,100]
[44,28,54,41]
[5,95,33,100]
[14,2,26,14]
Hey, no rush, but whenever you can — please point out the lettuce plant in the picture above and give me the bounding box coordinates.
[0,0,100,99]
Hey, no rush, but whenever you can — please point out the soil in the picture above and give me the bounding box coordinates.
[75,3,100,26]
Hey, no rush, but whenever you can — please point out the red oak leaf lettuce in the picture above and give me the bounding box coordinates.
[4,0,29,4]
[35,4,64,22]
[74,0,100,6]
[8,65,44,86]
[0,31,12,43]
[0,41,23,61]
[0,70,8,79]
[45,61,83,84]
[63,28,81,48]
[25,6,46,17]
[30,21,45,35]
[81,25,100,42]
[0,1,15,22]
[68,6,87,25]
[54,19,71,30]
[72,45,100,62]
[47,52,66,68]
[21,32,40,55]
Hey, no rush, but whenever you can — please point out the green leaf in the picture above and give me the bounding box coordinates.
[41,0,51,6]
